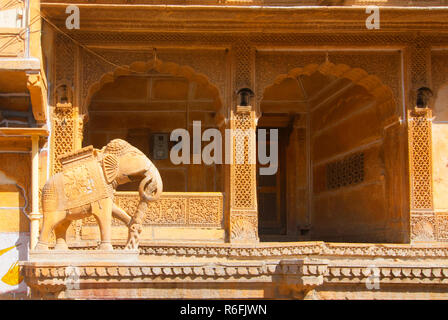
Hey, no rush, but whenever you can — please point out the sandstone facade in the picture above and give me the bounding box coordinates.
[1,0,448,299]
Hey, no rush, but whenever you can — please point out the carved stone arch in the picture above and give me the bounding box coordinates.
[256,61,398,125]
[81,58,224,122]
[255,61,407,243]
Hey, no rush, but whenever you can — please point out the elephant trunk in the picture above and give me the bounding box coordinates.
[138,165,163,202]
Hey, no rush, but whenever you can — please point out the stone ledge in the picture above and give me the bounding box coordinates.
[58,241,448,258]
[28,249,139,263]
[20,257,448,299]
[0,58,40,71]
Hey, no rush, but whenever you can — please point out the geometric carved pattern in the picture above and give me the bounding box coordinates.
[231,112,256,209]
[409,44,430,91]
[82,192,223,228]
[234,41,253,90]
[326,152,364,190]
[408,109,433,210]
[229,110,258,243]
[50,104,77,174]
[55,34,75,83]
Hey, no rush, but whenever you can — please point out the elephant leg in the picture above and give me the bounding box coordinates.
[112,203,132,226]
[54,219,72,250]
[93,198,113,251]
[35,210,66,251]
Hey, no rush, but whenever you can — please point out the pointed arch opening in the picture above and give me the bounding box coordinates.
[257,62,407,243]
[83,59,224,193]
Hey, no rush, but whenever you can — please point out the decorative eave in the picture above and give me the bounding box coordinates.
[40,4,448,33]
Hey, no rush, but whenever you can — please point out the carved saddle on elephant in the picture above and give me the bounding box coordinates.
[55,146,114,212]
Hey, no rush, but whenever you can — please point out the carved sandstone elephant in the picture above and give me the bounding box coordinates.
[35,139,163,251]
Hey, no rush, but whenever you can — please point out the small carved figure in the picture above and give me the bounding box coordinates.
[35,139,163,251]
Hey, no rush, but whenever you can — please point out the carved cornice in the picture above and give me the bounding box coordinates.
[21,257,448,299]
[22,260,448,283]
[63,242,448,258]
[23,259,325,282]
[325,264,448,284]
[41,5,448,33]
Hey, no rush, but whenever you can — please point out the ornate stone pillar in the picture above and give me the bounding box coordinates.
[408,107,435,241]
[406,41,440,242]
[228,107,259,243]
[227,40,259,243]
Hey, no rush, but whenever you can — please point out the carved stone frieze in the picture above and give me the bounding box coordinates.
[82,192,224,228]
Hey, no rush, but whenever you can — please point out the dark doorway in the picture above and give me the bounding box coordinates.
[257,126,288,238]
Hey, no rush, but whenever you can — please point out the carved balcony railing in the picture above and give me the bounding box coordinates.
[78,192,225,242]
[113,192,224,228]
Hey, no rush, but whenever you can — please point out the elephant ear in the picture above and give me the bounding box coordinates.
[102,154,119,184]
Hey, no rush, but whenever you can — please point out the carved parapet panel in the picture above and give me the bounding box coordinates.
[82,192,223,229]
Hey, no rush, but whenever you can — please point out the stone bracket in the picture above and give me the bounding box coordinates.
[26,72,47,122]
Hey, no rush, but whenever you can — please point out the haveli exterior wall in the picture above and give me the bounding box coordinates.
[1,0,448,299]
[0,0,48,297]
